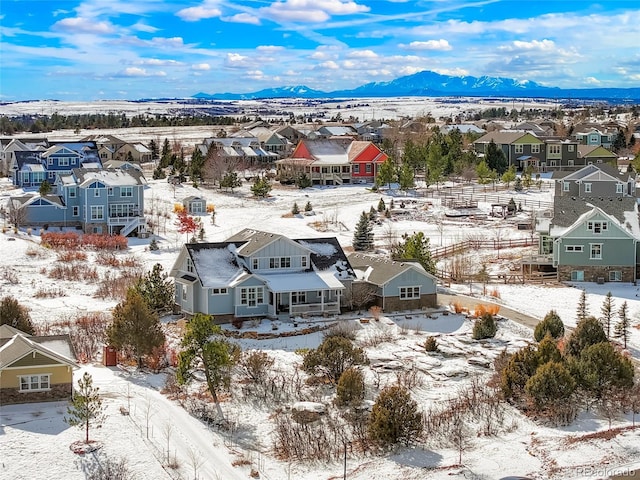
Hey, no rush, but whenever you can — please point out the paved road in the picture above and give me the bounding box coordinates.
[438,292,543,330]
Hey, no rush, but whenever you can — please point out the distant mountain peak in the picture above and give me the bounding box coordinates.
[193,70,640,102]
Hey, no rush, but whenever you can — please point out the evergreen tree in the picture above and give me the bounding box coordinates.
[376,157,396,190]
[537,333,562,365]
[107,289,166,368]
[513,176,523,192]
[302,336,368,383]
[377,197,386,212]
[251,176,272,198]
[220,171,242,192]
[177,313,240,421]
[190,147,205,182]
[485,139,508,174]
[148,139,159,160]
[565,316,607,358]
[600,291,614,339]
[392,231,436,274]
[296,173,312,189]
[369,205,377,221]
[368,385,423,448]
[576,341,634,400]
[525,361,576,415]
[352,211,374,251]
[65,372,105,444]
[152,165,166,180]
[501,345,539,400]
[534,310,565,342]
[0,296,35,334]
[614,301,630,349]
[160,138,171,167]
[476,160,493,184]
[398,163,415,192]
[501,165,516,188]
[38,180,52,196]
[335,367,365,407]
[134,264,174,315]
[612,130,627,153]
[148,238,159,251]
[576,289,589,322]
[472,312,497,340]
[304,201,313,212]
[291,202,300,215]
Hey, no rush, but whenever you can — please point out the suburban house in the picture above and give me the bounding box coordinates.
[170,229,357,322]
[197,137,278,166]
[0,138,47,177]
[348,253,438,310]
[275,138,388,185]
[577,145,618,166]
[10,141,101,188]
[473,131,581,171]
[114,142,152,163]
[0,325,78,405]
[9,168,148,236]
[528,164,639,282]
[573,124,618,149]
[233,127,292,157]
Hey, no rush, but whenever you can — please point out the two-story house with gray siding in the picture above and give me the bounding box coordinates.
[9,168,148,237]
[531,164,640,282]
[170,229,357,322]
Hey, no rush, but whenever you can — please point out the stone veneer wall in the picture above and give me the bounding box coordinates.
[380,293,437,312]
[557,265,635,283]
[0,383,72,405]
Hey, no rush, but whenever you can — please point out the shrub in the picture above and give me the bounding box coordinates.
[534,310,565,342]
[335,367,365,406]
[369,305,382,321]
[565,316,607,357]
[302,336,368,383]
[149,238,159,251]
[424,336,438,352]
[323,321,358,341]
[232,317,244,329]
[472,313,497,340]
[304,201,313,212]
[240,351,274,384]
[451,301,465,314]
[368,385,423,448]
[0,296,35,334]
[291,202,300,215]
[525,361,576,416]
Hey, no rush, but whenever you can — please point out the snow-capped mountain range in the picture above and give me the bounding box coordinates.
[194,70,640,101]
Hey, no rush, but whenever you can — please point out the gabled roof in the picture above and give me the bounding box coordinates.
[551,205,636,239]
[184,242,246,288]
[72,168,146,187]
[348,253,435,286]
[0,324,29,339]
[295,237,356,280]
[559,164,626,182]
[474,131,539,145]
[0,332,77,370]
[10,194,65,209]
[41,145,81,158]
[227,229,294,256]
[577,145,617,159]
[551,194,638,229]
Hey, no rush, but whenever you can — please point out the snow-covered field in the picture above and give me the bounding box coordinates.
[2,176,640,480]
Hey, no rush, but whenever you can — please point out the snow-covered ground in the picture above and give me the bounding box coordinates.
[2,176,640,480]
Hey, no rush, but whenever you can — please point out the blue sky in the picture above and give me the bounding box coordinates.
[1,0,639,101]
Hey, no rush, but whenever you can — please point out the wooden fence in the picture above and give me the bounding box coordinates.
[431,237,536,260]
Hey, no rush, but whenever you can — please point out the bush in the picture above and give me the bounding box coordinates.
[525,361,576,415]
[240,351,274,384]
[291,202,300,215]
[424,336,438,352]
[472,313,497,340]
[0,296,35,334]
[565,316,607,357]
[534,310,565,342]
[335,367,365,406]
[149,238,159,251]
[302,336,368,383]
[304,201,313,212]
[368,385,423,448]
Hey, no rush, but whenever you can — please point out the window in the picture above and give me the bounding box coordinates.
[47,158,53,166]
[366,164,372,173]
[568,145,575,152]
[571,270,585,281]
[353,164,360,174]
[531,144,540,154]
[69,187,76,198]
[609,271,622,282]
[108,187,114,196]
[399,286,420,299]
[584,183,592,193]
[240,287,263,307]
[515,144,523,154]
[587,221,607,233]
[590,135,599,143]
[550,160,556,167]
[90,205,104,220]
[548,145,561,155]
[301,256,307,268]
[562,181,570,192]
[210,288,228,295]
[94,188,100,197]
[187,258,194,273]
[182,285,187,301]
[291,291,306,304]
[616,184,623,194]
[252,259,259,270]
[565,245,584,252]
[72,206,79,217]
[59,158,69,167]
[590,244,602,260]
[269,257,291,269]
[121,187,133,197]
[19,374,50,392]
[568,160,574,167]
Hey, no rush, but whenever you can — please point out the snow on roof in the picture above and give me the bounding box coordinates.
[76,168,144,186]
[297,240,336,256]
[191,246,244,288]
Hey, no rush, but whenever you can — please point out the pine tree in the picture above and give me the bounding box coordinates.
[38,180,52,196]
[600,291,615,338]
[335,367,365,406]
[398,163,415,192]
[220,171,242,192]
[65,372,105,444]
[291,202,300,215]
[376,157,396,190]
[392,231,436,274]
[251,176,272,198]
[304,201,313,212]
[107,289,166,368]
[296,173,312,189]
[148,138,159,160]
[302,336,368,383]
[524,361,576,415]
[352,211,374,251]
[368,385,423,447]
[513,176,523,192]
[0,295,35,334]
[377,197,386,212]
[614,301,630,349]
[565,316,607,358]
[190,147,205,182]
[472,312,497,340]
[576,289,588,322]
[576,341,634,400]
[134,264,174,314]
[160,138,171,167]
[534,310,565,342]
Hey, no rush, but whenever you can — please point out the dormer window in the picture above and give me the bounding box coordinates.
[301,256,308,268]
[584,183,592,193]
[587,221,607,233]
[187,258,194,272]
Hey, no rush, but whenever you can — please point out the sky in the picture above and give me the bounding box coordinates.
[1,0,639,101]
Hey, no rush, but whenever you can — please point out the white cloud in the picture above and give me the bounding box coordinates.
[261,0,369,23]
[347,49,378,58]
[53,17,114,34]
[584,77,601,85]
[131,22,159,33]
[224,53,251,68]
[177,5,222,22]
[257,45,285,53]
[434,67,469,77]
[139,59,182,66]
[398,65,423,76]
[119,67,166,77]
[400,39,452,51]
[247,70,265,80]
[192,63,211,71]
[223,13,260,25]
[319,60,340,70]
[499,39,556,52]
